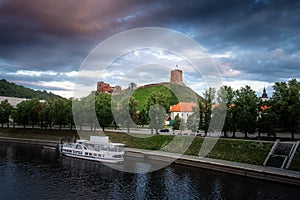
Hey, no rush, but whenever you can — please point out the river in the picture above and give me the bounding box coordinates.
[0,142,299,199]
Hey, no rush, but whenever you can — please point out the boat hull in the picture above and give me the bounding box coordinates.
[61,152,124,164]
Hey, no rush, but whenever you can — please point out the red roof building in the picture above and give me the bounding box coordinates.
[169,102,198,122]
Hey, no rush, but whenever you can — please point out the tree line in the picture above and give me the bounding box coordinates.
[185,79,300,139]
[0,79,299,138]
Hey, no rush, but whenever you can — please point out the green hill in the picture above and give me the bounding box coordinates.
[131,82,201,111]
[0,79,63,100]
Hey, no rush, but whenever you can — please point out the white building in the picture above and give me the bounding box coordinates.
[169,102,198,122]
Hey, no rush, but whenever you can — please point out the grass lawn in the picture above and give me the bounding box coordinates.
[206,139,273,165]
[131,83,201,111]
[290,147,300,171]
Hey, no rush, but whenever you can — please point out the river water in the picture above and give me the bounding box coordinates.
[0,142,299,200]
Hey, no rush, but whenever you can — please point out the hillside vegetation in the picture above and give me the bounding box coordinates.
[131,83,201,111]
[0,79,62,100]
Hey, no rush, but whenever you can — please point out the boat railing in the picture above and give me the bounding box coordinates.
[63,143,74,148]
[80,143,124,153]
[62,140,125,153]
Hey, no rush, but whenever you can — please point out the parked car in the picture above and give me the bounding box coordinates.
[160,129,170,132]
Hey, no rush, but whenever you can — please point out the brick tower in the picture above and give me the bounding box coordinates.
[170,68,183,84]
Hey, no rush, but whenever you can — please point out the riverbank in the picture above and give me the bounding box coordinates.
[0,128,299,172]
[0,128,273,165]
[1,135,300,186]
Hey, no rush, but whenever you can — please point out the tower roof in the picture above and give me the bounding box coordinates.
[261,87,268,99]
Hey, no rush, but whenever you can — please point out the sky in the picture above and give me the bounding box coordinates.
[0,0,299,98]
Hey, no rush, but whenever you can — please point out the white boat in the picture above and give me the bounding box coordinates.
[58,136,125,164]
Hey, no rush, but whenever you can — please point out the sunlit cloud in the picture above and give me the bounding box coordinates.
[8,70,58,77]
[222,80,273,93]
[39,81,75,90]
[213,61,241,77]
[60,71,78,77]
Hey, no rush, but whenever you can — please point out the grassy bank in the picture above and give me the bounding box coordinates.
[0,128,276,167]
[290,147,300,171]
[0,128,79,141]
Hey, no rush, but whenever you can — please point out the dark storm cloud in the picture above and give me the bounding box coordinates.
[144,0,300,49]
[0,0,153,69]
[0,0,299,97]
[120,0,300,82]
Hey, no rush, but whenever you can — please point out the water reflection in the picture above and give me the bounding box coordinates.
[134,164,150,200]
[164,166,199,199]
[0,143,300,200]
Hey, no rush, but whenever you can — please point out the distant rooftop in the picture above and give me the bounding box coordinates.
[169,102,197,112]
[0,96,27,107]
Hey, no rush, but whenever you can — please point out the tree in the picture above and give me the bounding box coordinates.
[230,103,239,138]
[137,108,149,127]
[149,104,166,134]
[72,98,85,131]
[28,98,41,128]
[14,99,40,128]
[216,86,235,137]
[172,114,181,133]
[64,99,74,130]
[234,86,258,138]
[112,96,139,133]
[186,111,199,133]
[0,100,14,128]
[257,104,278,138]
[51,98,69,130]
[146,92,169,134]
[14,101,29,128]
[44,100,55,129]
[272,79,300,139]
[95,93,114,131]
[129,96,139,124]
[38,101,48,129]
[199,88,215,136]
[146,92,169,111]
[73,94,111,131]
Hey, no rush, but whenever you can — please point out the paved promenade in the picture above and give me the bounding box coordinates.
[125,148,300,186]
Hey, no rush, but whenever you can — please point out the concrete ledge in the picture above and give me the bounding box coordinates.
[125,148,300,186]
[0,137,57,147]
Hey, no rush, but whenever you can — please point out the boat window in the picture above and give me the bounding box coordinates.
[113,155,123,158]
[118,146,124,152]
[75,145,82,149]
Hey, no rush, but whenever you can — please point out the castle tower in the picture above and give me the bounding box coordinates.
[170,67,183,85]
